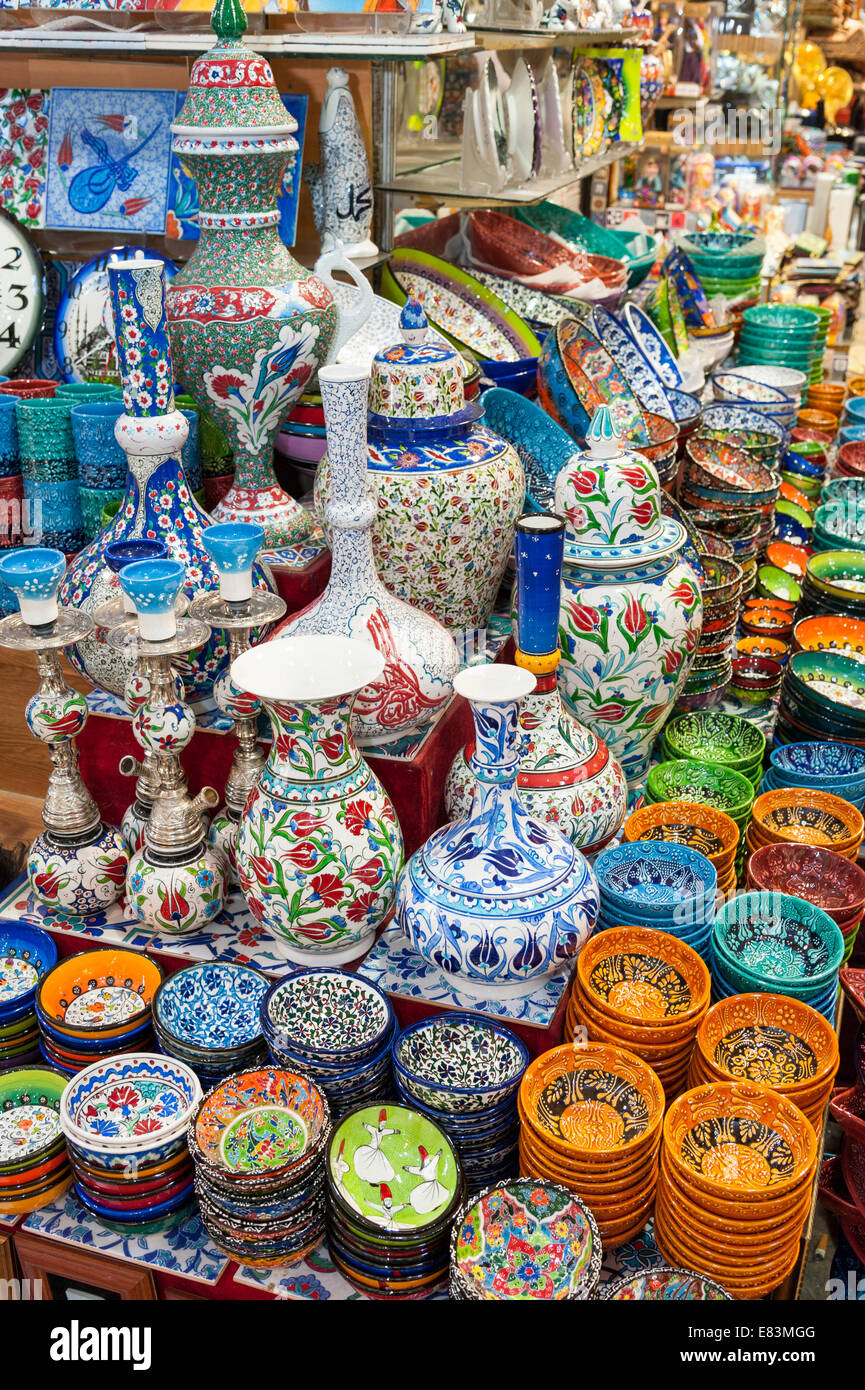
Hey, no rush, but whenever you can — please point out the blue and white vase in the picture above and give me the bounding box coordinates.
[274,361,459,745]
[304,68,377,260]
[397,661,599,999]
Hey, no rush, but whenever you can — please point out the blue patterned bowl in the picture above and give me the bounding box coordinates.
[594,842,717,920]
[712,890,844,993]
[771,741,865,785]
[392,1013,528,1114]
[0,922,57,1017]
[153,962,269,1055]
[482,387,579,514]
[60,1053,202,1152]
[261,969,394,1063]
[699,405,787,449]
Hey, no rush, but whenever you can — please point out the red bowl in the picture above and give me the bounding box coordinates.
[792,427,834,446]
[831,1086,865,1147]
[0,379,57,399]
[818,1154,861,1222]
[838,441,865,476]
[841,967,865,1025]
[730,655,782,688]
[748,842,865,918]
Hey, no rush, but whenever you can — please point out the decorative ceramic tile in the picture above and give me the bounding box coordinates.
[0,89,50,228]
[168,92,307,247]
[46,88,175,234]
[0,878,297,976]
[596,1219,663,1286]
[358,922,571,1029]
[0,1211,20,1229]
[22,1188,228,1286]
[233,1243,368,1301]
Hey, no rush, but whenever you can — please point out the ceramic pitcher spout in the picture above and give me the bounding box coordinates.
[315,246,375,359]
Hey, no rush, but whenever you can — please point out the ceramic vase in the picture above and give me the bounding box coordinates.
[165,0,373,545]
[273,362,459,745]
[304,68,377,260]
[232,634,405,966]
[555,406,702,785]
[58,257,274,706]
[396,662,599,999]
[315,302,525,631]
[446,514,627,850]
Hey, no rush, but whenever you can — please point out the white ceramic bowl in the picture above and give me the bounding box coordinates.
[60,1053,202,1151]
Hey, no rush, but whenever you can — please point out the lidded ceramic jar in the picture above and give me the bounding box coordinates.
[555,406,702,786]
[314,301,525,631]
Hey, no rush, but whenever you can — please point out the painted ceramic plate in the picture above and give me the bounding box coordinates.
[556,316,647,443]
[383,249,541,362]
[572,58,601,160]
[591,305,672,421]
[470,268,574,331]
[54,247,177,383]
[328,1104,460,1232]
[264,971,392,1058]
[0,208,44,376]
[153,962,268,1051]
[193,1068,329,1176]
[451,1180,601,1300]
[623,302,683,389]
[600,1267,731,1300]
[329,283,451,369]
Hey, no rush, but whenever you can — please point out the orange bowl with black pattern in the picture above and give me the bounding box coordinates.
[751,787,864,854]
[576,925,711,1029]
[624,799,740,871]
[567,989,703,1053]
[519,1043,665,1162]
[695,993,839,1092]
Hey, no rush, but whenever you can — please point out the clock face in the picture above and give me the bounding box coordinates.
[0,209,44,376]
[54,247,177,384]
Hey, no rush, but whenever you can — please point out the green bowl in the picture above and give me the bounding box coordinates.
[662,712,766,772]
[806,549,865,599]
[744,304,822,331]
[646,758,756,819]
[786,648,865,722]
[757,564,802,603]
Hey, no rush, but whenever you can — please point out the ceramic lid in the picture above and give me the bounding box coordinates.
[369,299,466,421]
[554,404,665,550]
[172,0,298,139]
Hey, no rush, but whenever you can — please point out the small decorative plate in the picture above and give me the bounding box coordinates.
[193,1068,329,1175]
[470,268,573,331]
[54,246,177,383]
[623,302,683,389]
[153,962,268,1051]
[0,208,44,377]
[264,970,392,1058]
[328,1104,460,1232]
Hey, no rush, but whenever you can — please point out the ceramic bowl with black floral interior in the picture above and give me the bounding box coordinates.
[599,1266,731,1300]
[750,787,864,857]
[624,800,739,873]
[711,890,844,997]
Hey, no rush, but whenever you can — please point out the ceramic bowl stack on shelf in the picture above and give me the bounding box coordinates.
[776,648,865,747]
[682,435,779,585]
[60,1054,201,1231]
[711,372,797,428]
[680,555,743,709]
[260,971,396,1122]
[728,655,783,706]
[764,740,865,812]
[592,842,717,959]
[663,713,765,791]
[326,1102,463,1298]
[833,442,865,480]
[737,304,822,381]
[36,949,162,1076]
[0,923,57,1070]
[748,842,865,963]
[710,891,844,1022]
[566,926,710,1100]
[0,1066,72,1214]
[448,1179,602,1301]
[391,1015,527,1196]
[654,1081,819,1300]
[689,993,839,1132]
[152,962,269,1090]
[624,800,739,897]
[676,230,765,304]
[190,1067,331,1266]
[518,1043,664,1248]
[747,786,864,871]
[646,759,756,885]
[724,365,807,413]
[797,550,865,623]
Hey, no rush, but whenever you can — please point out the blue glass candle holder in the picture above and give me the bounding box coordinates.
[202,523,265,603]
[514,513,565,662]
[118,558,185,641]
[0,546,66,627]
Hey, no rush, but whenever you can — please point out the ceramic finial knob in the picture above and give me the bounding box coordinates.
[400,296,429,346]
[585,404,621,459]
[211,0,247,42]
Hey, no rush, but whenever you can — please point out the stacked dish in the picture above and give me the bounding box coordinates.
[448,1179,602,1301]
[798,550,865,623]
[518,1043,664,1248]
[724,364,806,412]
[0,1066,72,1214]
[60,1054,200,1231]
[689,993,839,1132]
[680,556,743,709]
[812,498,865,552]
[646,759,755,883]
[676,230,765,303]
[624,800,739,896]
[682,434,781,572]
[592,841,717,957]
[260,971,396,1121]
[600,1267,731,1300]
[710,890,844,1021]
[711,372,796,427]
[392,1014,526,1196]
[37,949,162,1076]
[0,923,57,1069]
[326,1102,463,1298]
[728,656,783,706]
[566,926,710,1099]
[738,304,821,380]
[662,712,766,790]
[191,1067,331,1266]
[153,962,269,1089]
[834,441,865,480]
[766,739,865,812]
[748,786,864,863]
[749,842,865,963]
[654,1081,818,1299]
[777,649,865,751]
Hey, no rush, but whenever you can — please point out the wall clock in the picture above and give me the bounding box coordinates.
[54,247,177,383]
[0,207,45,377]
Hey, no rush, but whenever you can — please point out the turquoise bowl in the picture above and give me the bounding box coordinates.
[712,889,844,993]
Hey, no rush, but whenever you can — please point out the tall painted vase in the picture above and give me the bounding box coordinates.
[165,0,373,545]
[58,258,273,705]
[232,634,405,965]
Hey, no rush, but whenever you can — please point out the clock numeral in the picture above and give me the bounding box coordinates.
[5,284,28,312]
[0,323,21,351]
[0,245,22,271]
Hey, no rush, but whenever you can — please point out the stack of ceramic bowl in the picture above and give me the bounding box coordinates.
[676,230,765,303]
[689,993,839,1132]
[802,304,832,387]
[326,1102,463,1298]
[392,1014,526,1196]
[600,1266,731,1300]
[738,304,821,381]
[566,926,710,1100]
[725,364,806,413]
[663,713,765,791]
[654,1081,818,1300]
[711,371,797,429]
[0,1066,72,1214]
[776,649,865,749]
[191,1067,331,1266]
[748,786,864,871]
[646,759,755,884]
[757,561,803,608]
[152,962,269,1090]
[0,923,57,1069]
[682,437,779,589]
[36,949,162,1076]
[448,1179,602,1301]
[593,841,717,959]
[798,550,865,622]
[765,739,865,812]
[749,842,865,964]
[276,391,326,497]
[624,800,739,897]
[60,1053,200,1230]
[740,598,796,645]
[679,556,743,709]
[728,655,783,707]
[691,508,762,582]
[260,971,396,1121]
[806,381,845,419]
[518,1043,664,1249]
[710,890,844,1021]
[782,446,825,510]
[812,495,865,553]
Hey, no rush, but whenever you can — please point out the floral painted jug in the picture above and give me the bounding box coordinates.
[555,406,702,784]
[315,301,525,631]
[232,634,404,965]
[165,0,373,545]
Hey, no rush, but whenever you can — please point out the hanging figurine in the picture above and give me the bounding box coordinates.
[304,68,377,260]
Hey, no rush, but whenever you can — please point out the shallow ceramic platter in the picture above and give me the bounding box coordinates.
[328,1104,460,1233]
[591,306,673,421]
[383,249,541,362]
[623,302,683,389]
[451,1180,601,1300]
[600,1266,731,1300]
[470,268,574,331]
[555,316,647,443]
[193,1068,329,1176]
[264,971,391,1058]
[153,962,268,1052]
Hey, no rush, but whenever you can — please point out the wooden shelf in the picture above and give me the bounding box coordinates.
[377,141,641,206]
[470,25,650,49]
